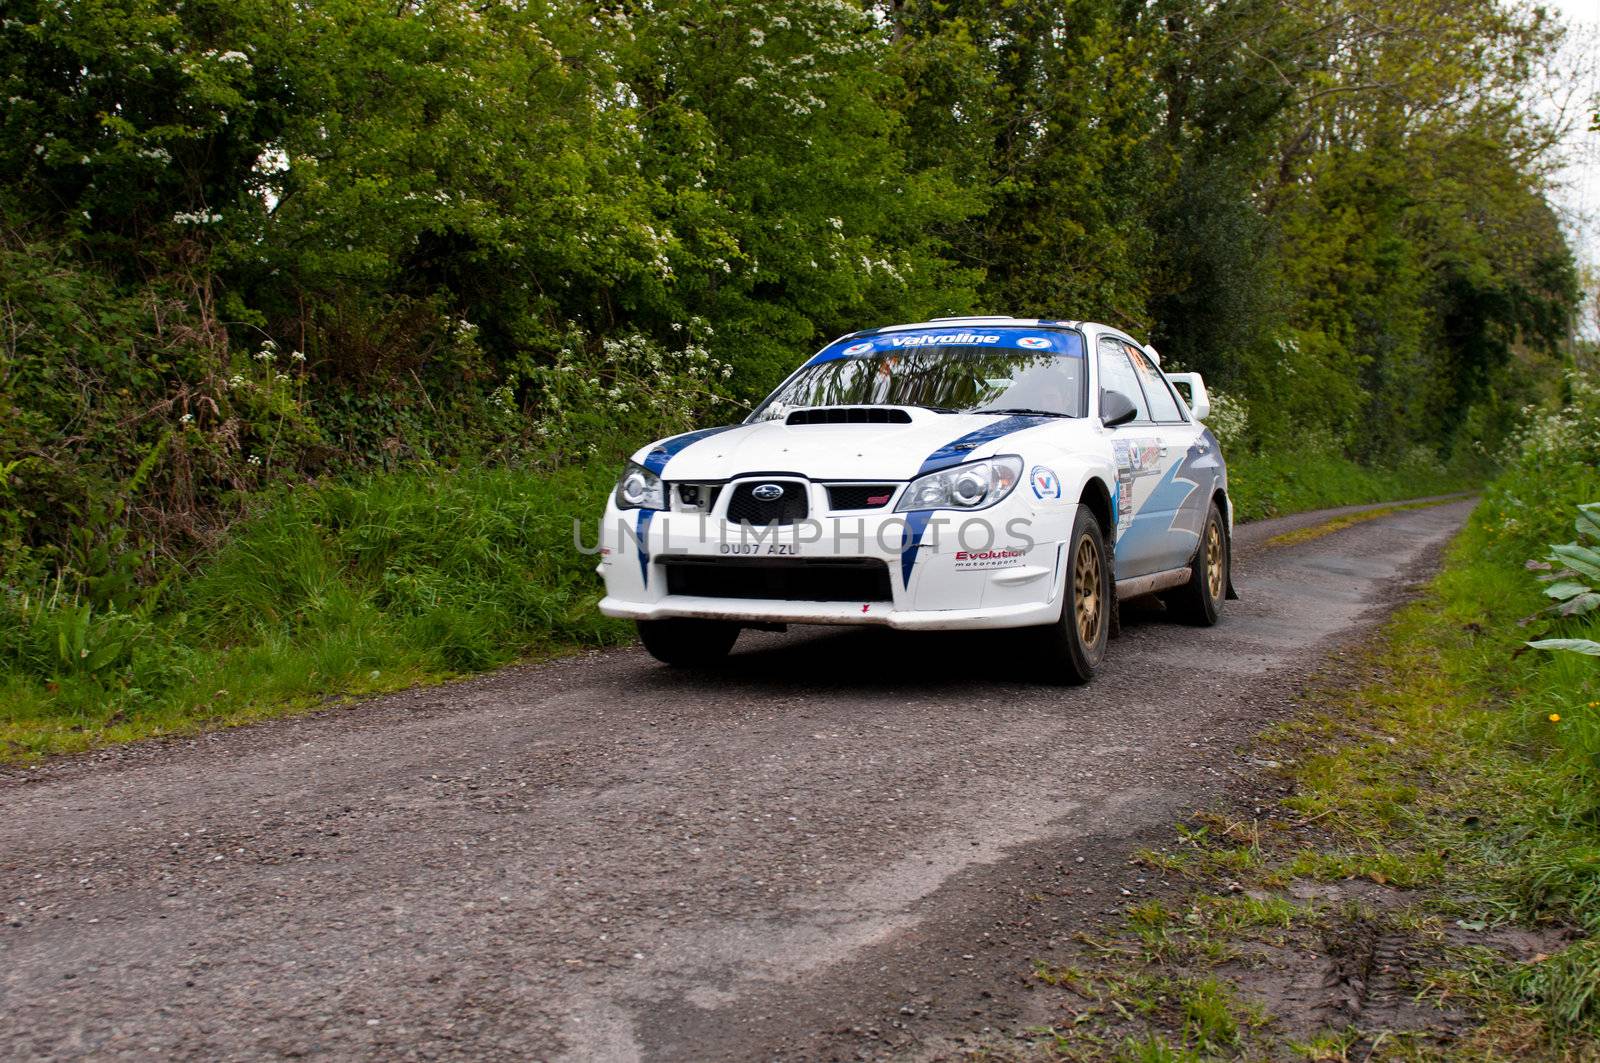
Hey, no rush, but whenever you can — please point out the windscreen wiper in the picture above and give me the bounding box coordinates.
[976,407,1072,418]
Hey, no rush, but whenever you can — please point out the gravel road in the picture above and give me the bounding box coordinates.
[0,498,1475,1062]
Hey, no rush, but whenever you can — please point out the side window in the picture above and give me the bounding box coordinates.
[1125,344,1185,422]
[1097,337,1150,423]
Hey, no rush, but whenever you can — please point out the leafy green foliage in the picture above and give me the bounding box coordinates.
[1523,502,1600,660]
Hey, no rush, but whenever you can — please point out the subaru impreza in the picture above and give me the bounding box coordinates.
[595,317,1233,683]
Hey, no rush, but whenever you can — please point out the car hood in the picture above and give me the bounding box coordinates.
[639,408,1080,482]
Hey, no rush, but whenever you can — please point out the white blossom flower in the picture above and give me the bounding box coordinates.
[179,413,194,425]
[290,350,306,362]
[247,454,262,466]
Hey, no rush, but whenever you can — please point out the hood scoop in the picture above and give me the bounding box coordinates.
[785,406,913,426]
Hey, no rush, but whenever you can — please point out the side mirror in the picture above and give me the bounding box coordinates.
[1164,372,1209,420]
[1101,389,1138,428]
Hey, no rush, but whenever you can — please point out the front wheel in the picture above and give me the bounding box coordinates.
[636,618,740,667]
[1029,507,1111,684]
[1165,501,1228,626]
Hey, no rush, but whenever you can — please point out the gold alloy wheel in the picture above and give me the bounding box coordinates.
[1205,520,1225,602]
[1073,534,1102,645]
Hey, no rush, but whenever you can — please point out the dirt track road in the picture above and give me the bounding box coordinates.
[0,498,1474,1062]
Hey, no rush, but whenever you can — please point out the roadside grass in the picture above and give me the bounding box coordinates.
[0,461,628,760]
[1003,464,1600,1059]
[1227,449,1477,523]
[0,446,1482,763]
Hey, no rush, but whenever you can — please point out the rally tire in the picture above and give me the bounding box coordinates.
[636,619,740,667]
[1166,501,1228,626]
[1031,507,1111,684]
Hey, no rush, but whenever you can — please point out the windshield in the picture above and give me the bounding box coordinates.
[752,342,1087,422]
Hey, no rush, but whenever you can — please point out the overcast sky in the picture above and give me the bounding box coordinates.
[1546,0,1600,331]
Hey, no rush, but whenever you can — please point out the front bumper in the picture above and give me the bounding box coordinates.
[597,593,1063,630]
[595,497,1078,631]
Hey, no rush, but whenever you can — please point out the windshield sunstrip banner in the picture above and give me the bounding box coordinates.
[807,327,1085,366]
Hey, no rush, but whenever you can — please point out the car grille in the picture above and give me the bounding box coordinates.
[662,557,893,602]
[725,481,808,525]
[826,484,896,510]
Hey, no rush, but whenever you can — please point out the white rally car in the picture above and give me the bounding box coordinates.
[596,317,1233,683]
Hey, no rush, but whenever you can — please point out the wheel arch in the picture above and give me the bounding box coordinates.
[1212,485,1233,529]
[1209,485,1240,601]
[1076,475,1115,536]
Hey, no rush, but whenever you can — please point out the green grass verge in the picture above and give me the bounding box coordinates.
[1,461,627,760]
[1227,449,1477,523]
[1007,461,1600,1058]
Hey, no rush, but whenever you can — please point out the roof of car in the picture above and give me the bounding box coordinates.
[889,316,1084,331]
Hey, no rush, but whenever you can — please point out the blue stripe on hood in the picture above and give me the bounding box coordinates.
[916,415,1051,476]
[640,425,737,476]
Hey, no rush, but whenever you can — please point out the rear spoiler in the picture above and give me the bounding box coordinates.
[1163,372,1210,420]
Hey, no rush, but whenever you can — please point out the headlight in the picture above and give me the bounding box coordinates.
[896,456,1023,512]
[615,462,667,510]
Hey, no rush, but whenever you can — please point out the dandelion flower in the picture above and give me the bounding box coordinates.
[1549,713,1561,723]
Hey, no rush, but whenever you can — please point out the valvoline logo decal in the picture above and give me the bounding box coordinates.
[810,326,1085,366]
[1030,465,1061,500]
[886,332,1000,348]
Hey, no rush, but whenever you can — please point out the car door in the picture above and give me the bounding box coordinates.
[1096,335,1182,579]
[1124,342,1209,572]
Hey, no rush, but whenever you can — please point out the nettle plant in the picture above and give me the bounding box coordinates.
[1526,501,1600,658]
